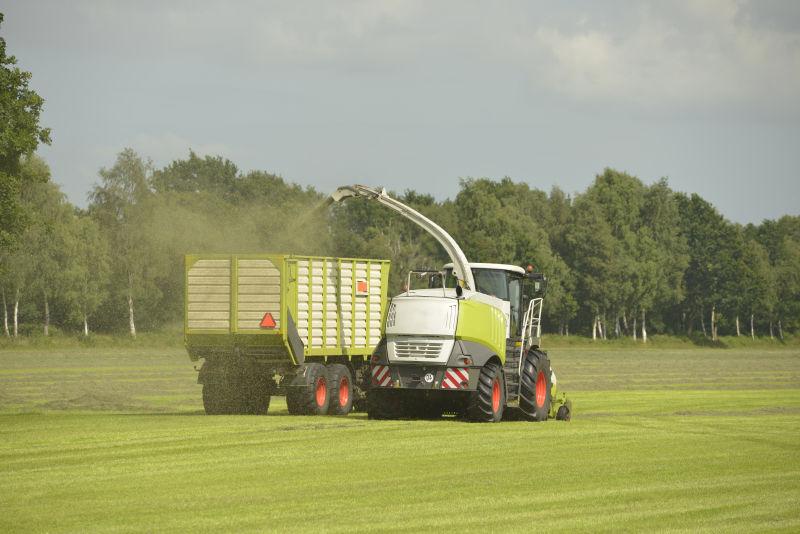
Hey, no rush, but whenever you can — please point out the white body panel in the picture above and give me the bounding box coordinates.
[385,294,457,363]
[237,259,282,330]
[385,295,458,337]
[187,259,231,330]
[384,289,508,363]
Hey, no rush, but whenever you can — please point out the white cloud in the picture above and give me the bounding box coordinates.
[517,1,800,115]
[12,0,799,116]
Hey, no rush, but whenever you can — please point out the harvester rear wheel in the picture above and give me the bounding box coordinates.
[327,364,354,416]
[519,350,551,421]
[466,362,505,422]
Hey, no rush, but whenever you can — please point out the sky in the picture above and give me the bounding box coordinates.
[3,0,799,224]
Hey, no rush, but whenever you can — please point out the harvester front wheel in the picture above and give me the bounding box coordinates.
[327,364,354,416]
[519,350,551,421]
[466,362,505,423]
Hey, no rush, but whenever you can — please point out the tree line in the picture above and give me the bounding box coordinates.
[1,149,798,341]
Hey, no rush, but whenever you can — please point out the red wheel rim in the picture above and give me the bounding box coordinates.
[339,376,350,407]
[535,371,546,407]
[491,378,501,413]
[315,377,327,407]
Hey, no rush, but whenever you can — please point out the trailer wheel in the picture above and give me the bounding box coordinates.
[327,364,354,416]
[519,350,551,421]
[367,389,405,420]
[466,362,505,422]
[302,363,330,415]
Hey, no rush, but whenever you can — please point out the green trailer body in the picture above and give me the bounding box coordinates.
[184,254,390,415]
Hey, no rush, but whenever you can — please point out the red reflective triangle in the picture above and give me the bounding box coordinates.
[260,312,276,328]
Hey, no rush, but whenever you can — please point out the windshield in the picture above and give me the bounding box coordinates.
[443,266,525,335]
[443,267,511,299]
[473,270,508,300]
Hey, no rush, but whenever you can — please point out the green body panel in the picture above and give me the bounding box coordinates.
[184,254,390,364]
[454,299,507,362]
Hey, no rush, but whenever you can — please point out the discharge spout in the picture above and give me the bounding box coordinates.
[329,184,476,291]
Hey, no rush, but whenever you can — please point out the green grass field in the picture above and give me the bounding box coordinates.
[1,346,798,532]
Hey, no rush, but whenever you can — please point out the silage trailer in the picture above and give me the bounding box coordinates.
[184,254,390,415]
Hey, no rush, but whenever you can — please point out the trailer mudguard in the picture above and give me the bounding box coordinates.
[285,309,305,365]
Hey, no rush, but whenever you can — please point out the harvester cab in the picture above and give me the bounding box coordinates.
[330,185,571,422]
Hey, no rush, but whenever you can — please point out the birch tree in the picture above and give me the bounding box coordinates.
[89,149,153,336]
[64,214,110,336]
[19,160,74,335]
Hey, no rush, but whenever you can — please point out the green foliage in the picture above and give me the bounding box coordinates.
[0,13,51,251]
[63,214,111,333]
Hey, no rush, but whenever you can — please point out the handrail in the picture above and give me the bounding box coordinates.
[517,297,544,380]
[405,270,447,297]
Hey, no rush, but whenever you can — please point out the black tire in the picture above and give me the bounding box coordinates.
[290,363,330,415]
[519,350,552,421]
[367,389,405,420]
[327,364,354,416]
[466,362,505,422]
[556,402,572,421]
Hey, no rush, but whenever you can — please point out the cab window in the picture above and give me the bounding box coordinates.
[508,275,522,334]
[473,270,508,300]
